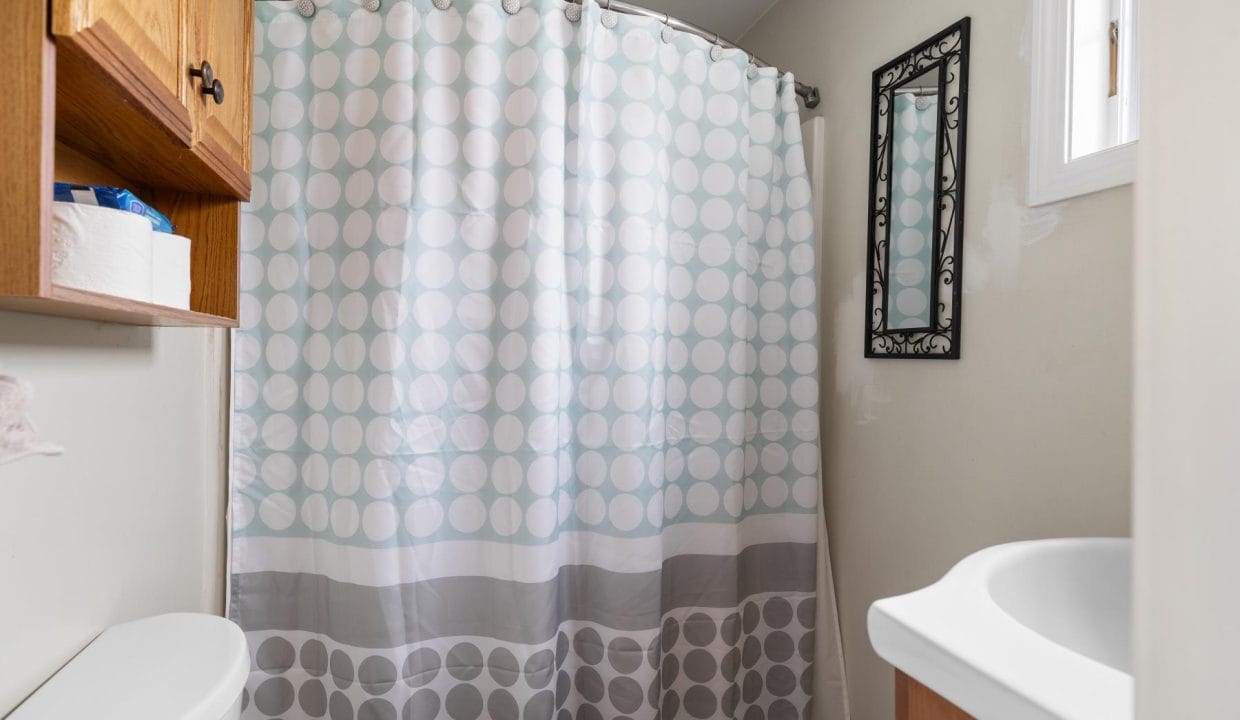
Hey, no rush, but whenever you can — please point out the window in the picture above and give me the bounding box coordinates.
[1029,0,1139,205]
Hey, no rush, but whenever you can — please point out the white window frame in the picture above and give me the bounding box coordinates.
[1028,0,1139,206]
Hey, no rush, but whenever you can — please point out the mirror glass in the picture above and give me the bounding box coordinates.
[886,68,940,330]
[1069,0,1139,159]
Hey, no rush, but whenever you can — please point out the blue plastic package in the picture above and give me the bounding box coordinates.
[53,183,174,234]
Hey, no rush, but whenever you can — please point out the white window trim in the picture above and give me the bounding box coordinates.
[1028,0,1137,206]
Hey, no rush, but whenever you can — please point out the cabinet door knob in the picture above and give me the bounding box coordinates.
[189,61,214,87]
[204,78,225,105]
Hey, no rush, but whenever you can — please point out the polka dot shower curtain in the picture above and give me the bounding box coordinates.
[232,1,841,719]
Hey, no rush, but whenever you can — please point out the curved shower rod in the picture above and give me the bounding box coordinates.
[258,0,822,108]
[578,0,821,108]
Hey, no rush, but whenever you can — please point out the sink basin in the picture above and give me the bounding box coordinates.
[868,538,1133,720]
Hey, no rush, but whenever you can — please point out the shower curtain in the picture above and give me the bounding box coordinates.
[232,1,839,718]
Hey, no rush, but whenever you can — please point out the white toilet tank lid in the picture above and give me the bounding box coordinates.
[9,613,249,720]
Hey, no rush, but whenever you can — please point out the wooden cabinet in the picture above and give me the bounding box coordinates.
[0,0,251,327]
[51,0,192,142]
[896,671,974,720]
[191,0,253,192]
[50,0,251,200]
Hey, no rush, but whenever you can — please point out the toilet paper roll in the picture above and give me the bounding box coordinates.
[51,202,154,303]
[151,231,192,310]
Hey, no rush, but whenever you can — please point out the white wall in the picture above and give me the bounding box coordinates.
[741,2,1134,718]
[0,314,228,715]
[1133,0,1240,716]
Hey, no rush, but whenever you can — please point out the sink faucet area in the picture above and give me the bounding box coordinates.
[868,539,1133,720]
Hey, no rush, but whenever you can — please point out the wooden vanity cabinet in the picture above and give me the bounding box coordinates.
[896,671,974,720]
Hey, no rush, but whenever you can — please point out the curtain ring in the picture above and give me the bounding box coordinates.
[502,0,520,14]
[565,0,581,22]
[295,0,316,17]
[601,0,618,29]
[362,0,380,11]
[432,0,451,10]
[710,33,725,62]
[660,13,674,43]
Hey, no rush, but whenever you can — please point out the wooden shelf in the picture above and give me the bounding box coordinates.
[0,139,242,327]
[0,286,237,328]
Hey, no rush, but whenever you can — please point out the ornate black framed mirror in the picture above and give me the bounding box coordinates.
[865,18,970,359]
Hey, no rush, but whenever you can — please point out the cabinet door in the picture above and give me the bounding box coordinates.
[52,0,192,142]
[191,0,253,196]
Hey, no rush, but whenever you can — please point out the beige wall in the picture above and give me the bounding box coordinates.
[0,315,228,715]
[742,2,1133,718]
[1133,0,1240,716]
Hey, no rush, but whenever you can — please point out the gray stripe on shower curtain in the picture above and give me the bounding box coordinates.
[236,542,816,645]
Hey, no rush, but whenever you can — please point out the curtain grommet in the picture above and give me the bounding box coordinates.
[295,0,316,17]
[564,2,582,22]
[362,0,381,11]
[661,24,674,43]
[432,0,452,10]
[502,0,520,14]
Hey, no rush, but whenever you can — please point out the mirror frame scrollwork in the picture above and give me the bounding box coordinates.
[865,18,971,359]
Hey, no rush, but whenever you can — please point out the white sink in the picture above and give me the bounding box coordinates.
[868,538,1133,720]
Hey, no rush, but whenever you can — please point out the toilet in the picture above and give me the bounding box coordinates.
[9,613,248,719]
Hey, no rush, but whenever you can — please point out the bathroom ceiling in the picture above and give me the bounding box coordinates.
[638,0,778,41]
